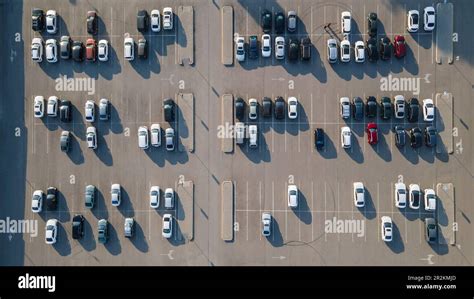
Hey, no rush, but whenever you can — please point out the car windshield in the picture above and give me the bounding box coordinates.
[356,188,364,193]
[290,190,297,196]
[412,15,418,23]
[343,47,349,55]
[399,189,406,194]
[413,192,420,203]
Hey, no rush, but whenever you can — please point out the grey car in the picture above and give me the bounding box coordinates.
[60,36,71,59]
[165,128,175,151]
[424,218,437,243]
[287,11,297,32]
[261,212,271,237]
[60,131,70,152]
[394,125,406,147]
[99,98,110,121]
[124,218,134,238]
[352,97,364,120]
[97,219,109,244]
[85,185,96,209]
[424,126,437,147]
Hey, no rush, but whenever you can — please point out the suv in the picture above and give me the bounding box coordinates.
[340,97,351,119]
[367,12,377,37]
[151,124,161,147]
[288,38,299,61]
[59,100,72,122]
[32,8,45,32]
[261,10,272,33]
[46,187,58,210]
[138,126,149,149]
[394,125,406,147]
[380,97,392,120]
[137,10,149,32]
[87,11,98,35]
[365,96,377,118]
[46,10,57,34]
[72,214,85,240]
[47,96,59,117]
[72,41,84,62]
[138,39,148,59]
[99,98,110,121]
[97,219,109,244]
[341,11,351,36]
[275,12,285,34]
[163,98,175,122]
[124,218,135,238]
[287,11,297,32]
[60,36,72,60]
[410,127,423,148]
[379,37,391,60]
[60,131,70,152]
[249,35,258,59]
[235,97,245,120]
[352,97,364,120]
[262,97,272,118]
[407,98,419,122]
[407,10,419,32]
[301,37,311,60]
[86,126,97,149]
[85,185,96,209]
[274,97,285,119]
[163,7,173,30]
[425,218,437,243]
[366,37,378,62]
[327,39,337,63]
[424,126,437,147]
[151,9,161,32]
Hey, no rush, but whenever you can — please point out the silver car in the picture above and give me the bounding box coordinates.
[165,128,175,151]
[31,38,43,62]
[86,126,97,149]
[248,98,258,120]
[124,218,134,238]
[261,212,271,236]
[164,188,174,209]
[275,36,285,60]
[98,40,108,62]
[287,11,297,32]
[327,38,338,63]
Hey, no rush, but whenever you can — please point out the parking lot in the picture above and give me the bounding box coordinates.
[0,0,473,266]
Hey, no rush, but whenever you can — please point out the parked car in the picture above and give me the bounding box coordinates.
[86,126,97,149]
[354,41,365,63]
[275,12,285,34]
[341,126,352,149]
[340,39,351,62]
[46,10,57,34]
[352,97,364,120]
[425,218,437,243]
[394,182,407,208]
[274,96,285,119]
[59,100,72,122]
[288,38,299,61]
[380,97,392,120]
[353,182,365,207]
[394,95,405,119]
[366,37,378,62]
[164,188,174,209]
[423,99,435,121]
[99,98,110,121]
[314,128,325,150]
[85,185,96,209]
[47,96,59,117]
[248,125,258,148]
[86,38,96,62]
[275,36,285,60]
[394,125,406,147]
[150,186,160,208]
[87,11,98,35]
[60,36,71,60]
[165,128,175,151]
[31,190,44,213]
[138,126,149,149]
[327,38,338,63]
[162,214,173,238]
[424,126,437,147]
[249,98,258,120]
[367,12,377,37]
[261,212,272,237]
[98,40,109,62]
[31,38,43,62]
[381,216,393,242]
[151,9,161,32]
[407,98,419,122]
[45,39,58,63]
[287,185,298,208]
[60,131,70,152]
[340,97,351,119]
[424,189,436,211]
[407,10,419,32]
[85,100,95,122]
[366,122,378,145]
[110,184,121,207]
[163,98,175,122]
[261,34,271,58]
[301,37,311,60]
[124,37,134,61]
[72,214,85,240]
[262,97,272,118]
[394,35,407,58]
[138,38,148,59]
[410,127,423,148]
[287,11,297,32]
[45,219,58,245]
[235,97,245,120]
[137,10,149,32]
[261,10,272,33]
[124,218,135,238]
[46,187,58,210]
[379,37,391,60]
[288,97,298,119]
[423,6,436,31]
[32,8,45,32]
[151,124,161,147]
[163,7,173,30]
[409,184,421,209]
[34,96,44,118]
[341,11,351,36]
[249,35,258,59]
[366,96,377,118]
[72,41,84,62]
[236,36,245,62]
[235,122,245,145]
[97,219,109,244]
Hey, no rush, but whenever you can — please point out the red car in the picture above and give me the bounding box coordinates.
[366,122,378,145]
[86,38,96,61]
[394,35,406,58]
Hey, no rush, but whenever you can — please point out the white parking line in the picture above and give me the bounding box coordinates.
[272,180,275,242]
[377,182,380,242]
[310,93,314,153]
[285,182,288,240]
[246,181,249,241]
[259,181,262,241]
[337,181,340,241]
[311,181,314,241]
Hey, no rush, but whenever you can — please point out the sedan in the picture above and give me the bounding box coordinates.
[423,99,435,122]
[340,39,350,62]
[327,38,338,63]
[394,125,406,147]
[235,97,245,120]
[287,97,298,119]
[407,10,419,32]
[163,7,173,30]
[124,218,135,238]
[425,218,437,243]
[424,126,437,147]
[409,184,421,209]
[262,97,272,118]
[45,39,58,63]
[367,12,377,37]
[274,97,285,119]
[365,96,377,118]
[151,9,161,32]
[380,97,392,120]
[394,95,405,119]
[98,40,108,62]
[261,212,271,237]
[379,37,391,60]
[407,98,419,122]
[72,41,84,62]
[97,219,108,244]
[287,11,297,32]
[138,126,149,149]
[287,185,298,208]
[99,98,110,121]
[111,184,121,207]
[86,126,97,149]
[85,100,95,122]
[151,124,161,147]
[165,128,175,151]
[34,96,44,118]
[46,10,57,34]
[410,127,423,148]
[261,34,271,58]
[261,10,272,33]
[248,98,258,120]
[85,38,96,62]
[288,38,299,61]
[31,190,44,213]
[137,10,148,32]
[366,37,378,62]
[424,189,436,211]
[381,216,393,242]
[31,38,43,62]
[85,185,96,209]
[72,214,85,240]
[150,186,160,208]
[341,126,352,149]
[164,188,174,209]
[353,182,365,208]
[354,40,365,63]
[366,122,378,145]
[275,36,285,60]
[60,131,70,152]
[235,36,245,62]
[87,11,98,35]
[394,35,406,58]
[352,97,364,120]
[394,182,407,208]
[340,97,351,119]
[275,12,285,34]
[60,36,71,59]
[45,219,58,245]
[47,96,58,117]
[162,214,173,238]
[248,125,258,148]
[314,128,324,150]
[46,187,58,210]
[423,6,436,31]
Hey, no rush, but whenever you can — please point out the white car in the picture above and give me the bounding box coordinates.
[45,219,58,245]
[340,97,351,119]
[165,128,174,151]
[47,96,58,117]
[162,214,173,238]
[31,190,44,213]
[86,126,97,149]
[340,39,350,62]
[327,38,338,63]
[341,126,351,149]
[423,6,435,31]
[248,125,257,148]
[261,212,271,237]
[34,96,44,118]
[409,184,421,209]
[287,185,298,208]
[381,216,393,242]
[138,126,149,149]
[98,40,109,62]
[149,186,160,208]
[235,36,245,62]
[164,188,174,209]
[249,98,258,120]
[394,182,407,208]
[394,95,405,119]
[151,124,161,147]
[275,36,285,60]
[111,184,121,207]
[85,100,95,122]
[288,97,298,119]
[235,122,245,144]
[407,10,419,32]
[124,37,134,61]
[46,10,57,34]
[423,99,435,122]
[424,189,436,211]
[261,34,271,57]
[341,11,351,36]
[353,182,365,207]
[163,7,173,30]
[151,9,161,32]
[354,41,365,63]
[45,39,58,63]
[31,38,43,62]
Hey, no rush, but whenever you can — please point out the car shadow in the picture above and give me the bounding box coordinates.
[78,217,96,252]
[347,136,364,164]
[97,39,122,80]
[169,221,186,246]
[358,188,376,220]
[375,133,392,162]
[319,132,337,159]
[385,221,405,254]
[104,223,121,255]
[295,191,312,225]
[130,221,149,253]
[91,188,109,219]
[66,133,85,165]
[109,103,124,134]
[268,217,284,247]
[118,187,134,218]
[53,223,72,256]
[94,130,113,166]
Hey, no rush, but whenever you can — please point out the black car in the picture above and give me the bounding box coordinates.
[352,97,364,120]
[163,98,175,122]
[72,214,85,240]
[301,37,311,61]
[365,96,377,118]
[394,125,406,147]
[262,97,272,118]
[32,8,45,32]
[59,100,72,122]
[60,36,72,60]
[314,128,325,150]
[87,11,98,35]
[424,126,437,147]
[367,12,377,37]
[46,187,58,210]
[407,98,419,122]
[288,38,300,61]
[379,37,391,60]
[261,10,272,33]
[275,12,285,34]
[235,97,245,120]
[410,127,423,148]
[138,39,147,59]
[274,96,285,119]
[366,37,378,62]
[72,41,84,62]
[249,35,258,59]
[425,218,437,243]
[380,97,392,120]
[137,10,149,32]
[60,131,70,152]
